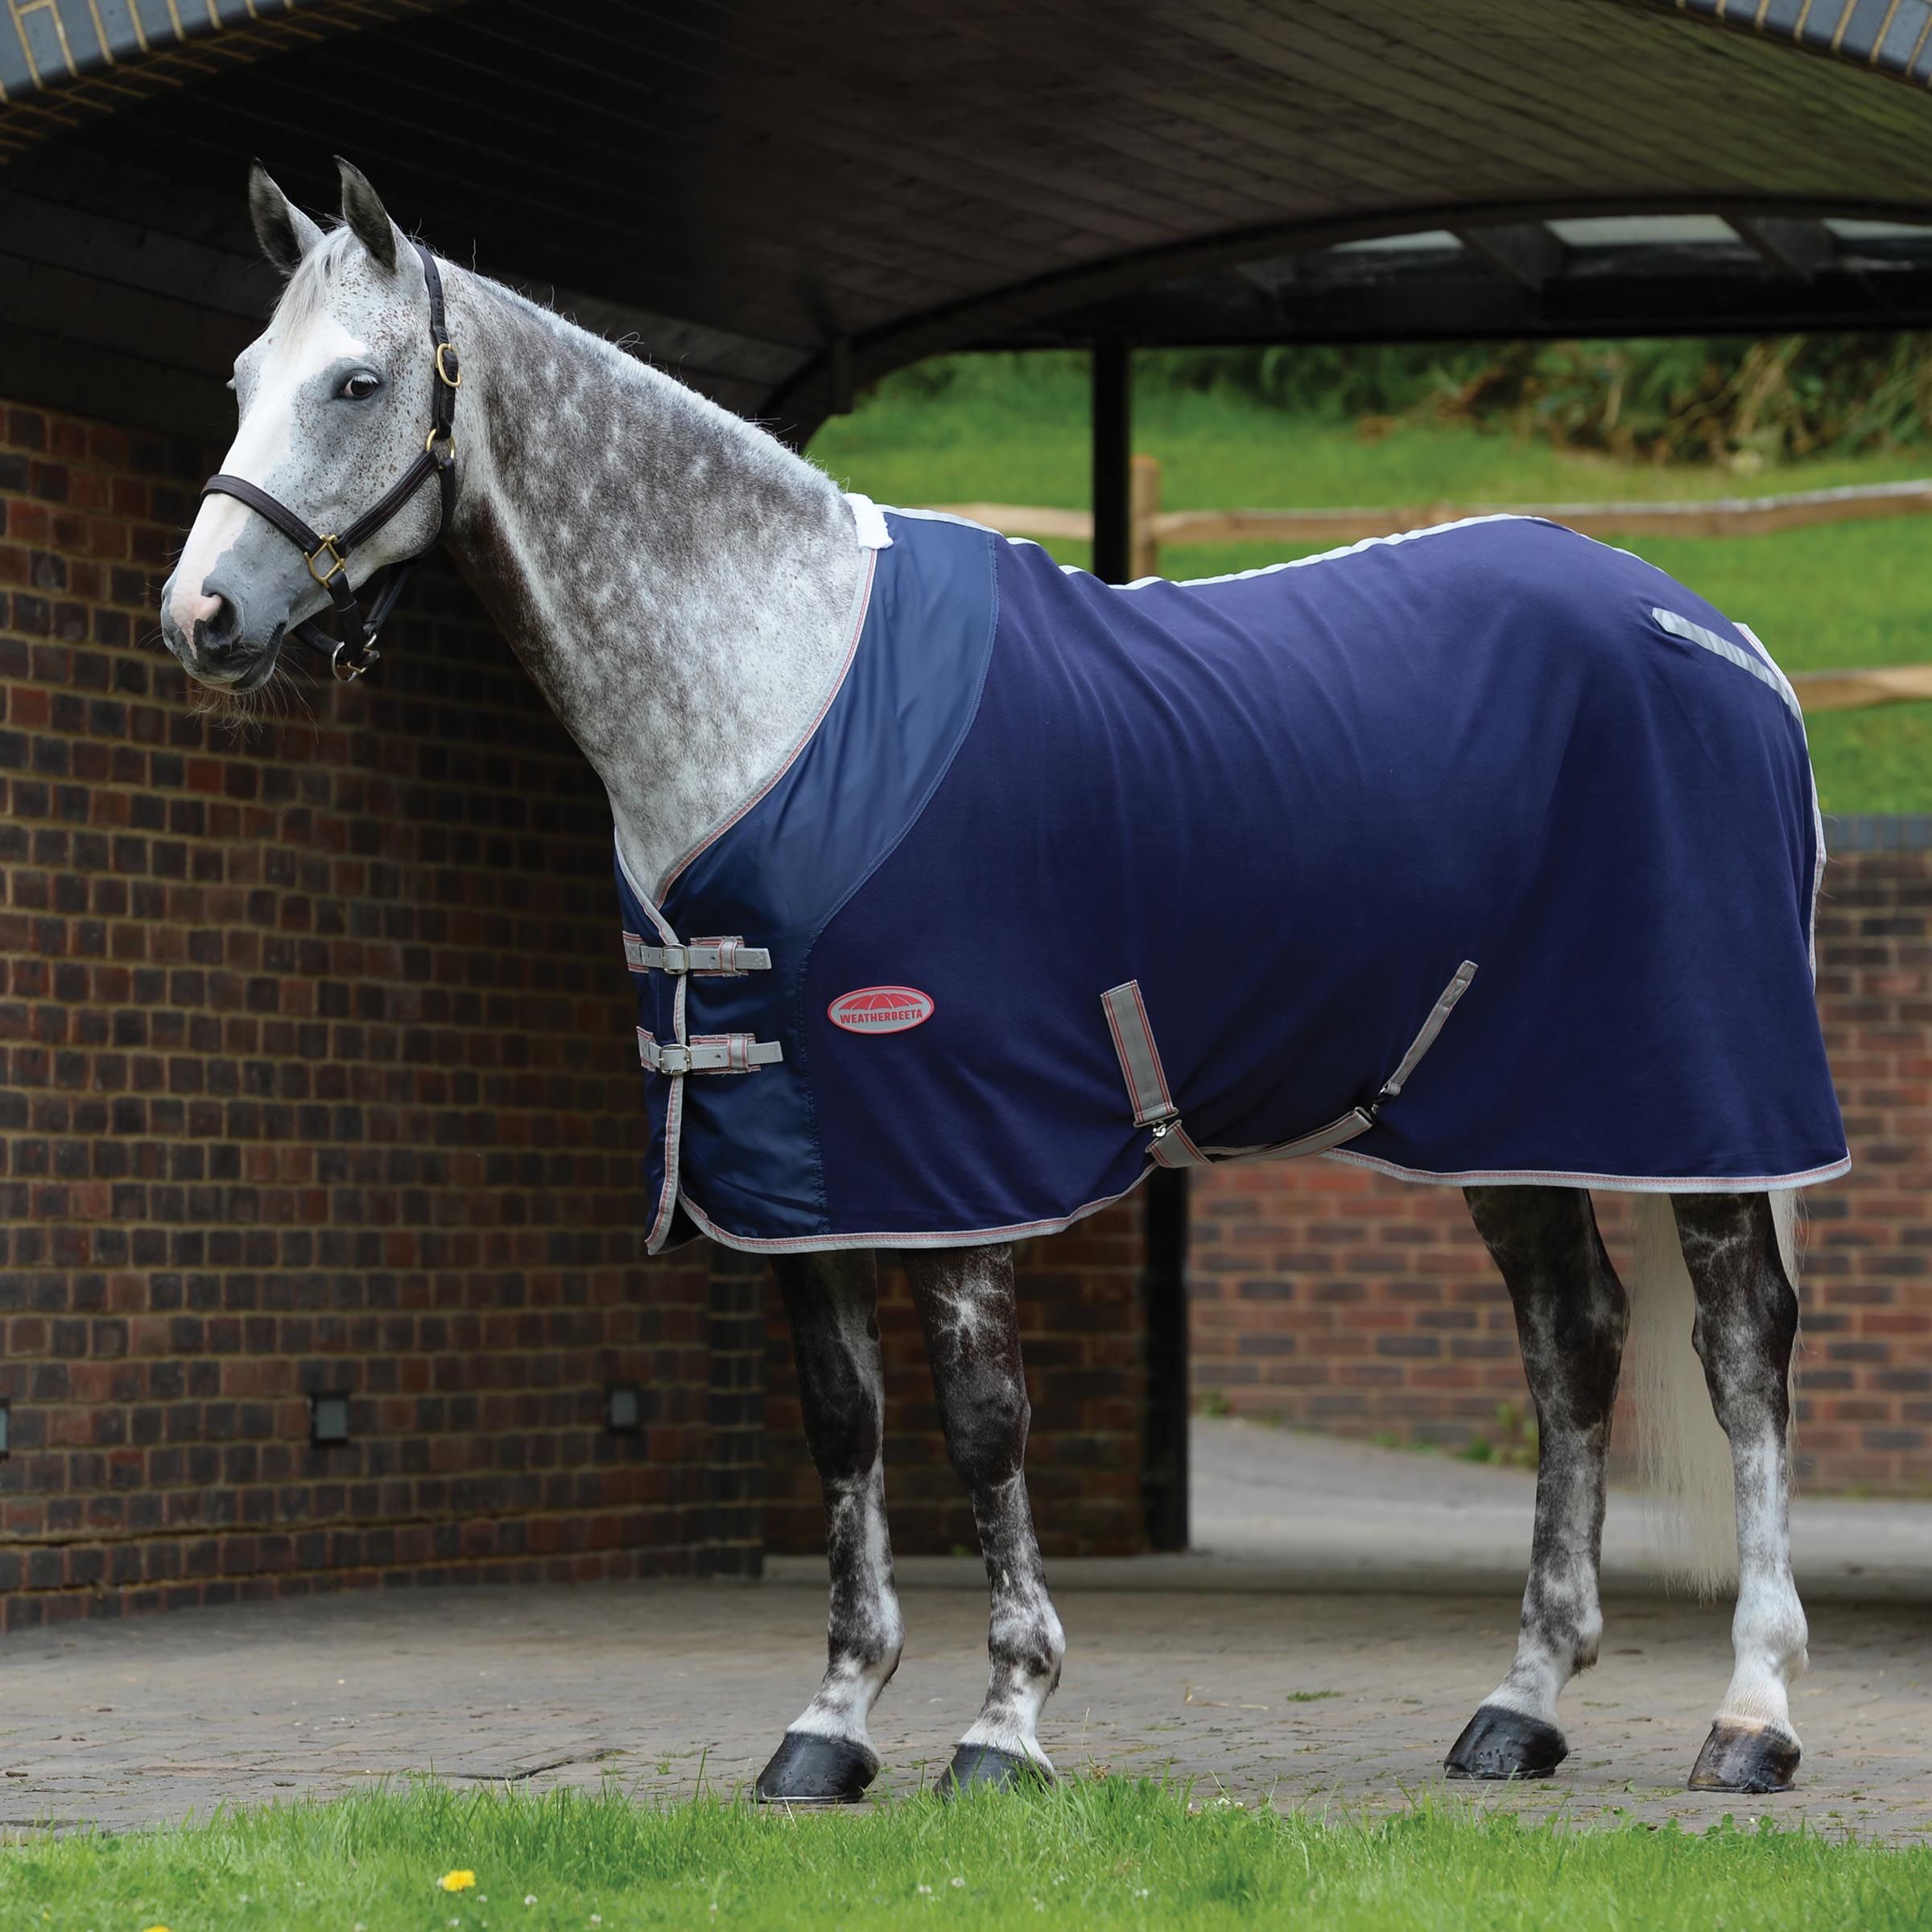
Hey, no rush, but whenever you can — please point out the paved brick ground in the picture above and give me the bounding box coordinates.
[3,1425,1927,1840]
[1,1577,1926,1841]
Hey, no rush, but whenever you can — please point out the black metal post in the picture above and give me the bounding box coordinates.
[1091,340,1133,586]
[1141,1166,1190,1552]
[1092,339,1190,1553]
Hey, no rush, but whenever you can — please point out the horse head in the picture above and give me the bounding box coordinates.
[160,160,456,691]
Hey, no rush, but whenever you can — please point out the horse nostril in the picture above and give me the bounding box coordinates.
[193,595,240,658]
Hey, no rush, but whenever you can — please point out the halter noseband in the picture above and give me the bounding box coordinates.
[200,240,460,683]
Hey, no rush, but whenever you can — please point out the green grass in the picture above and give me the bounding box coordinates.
[8,1781,1932,1932]
[808,357,1932,813]
[811,357,1932,511]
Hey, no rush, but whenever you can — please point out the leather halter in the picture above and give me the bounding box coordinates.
[200,240,460,683]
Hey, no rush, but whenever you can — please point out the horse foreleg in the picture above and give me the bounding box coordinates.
[1675,1191,1807,1794]
[755,1249,904,1804]
[906,1244,1065,1793]
[1448,1185,1629,1780]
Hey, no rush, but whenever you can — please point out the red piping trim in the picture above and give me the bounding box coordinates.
[675,1169,1156,1256]
[1323,1150,1852,1192]
[672,1148,1852,1256]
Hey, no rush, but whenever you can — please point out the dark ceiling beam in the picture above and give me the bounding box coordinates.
[0,180,800,428]
[0,0,474,163]
[0,322,230,444]
[766,192,1932,440]
[0,188,279,324]
[10,3,1932,444]
[981,252,1932,354]
[1451,223,1566,291]
[1724,214,1839,279]
[1233,258,1298,299]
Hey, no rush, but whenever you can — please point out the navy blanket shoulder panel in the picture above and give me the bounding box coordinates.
[615,513,1001,1247]
[619,510,1847,1253]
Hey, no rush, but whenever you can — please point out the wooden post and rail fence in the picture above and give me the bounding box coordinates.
[926,458,1932,715]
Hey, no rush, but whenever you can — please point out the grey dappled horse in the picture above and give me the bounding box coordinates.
[159,163,1818,1801]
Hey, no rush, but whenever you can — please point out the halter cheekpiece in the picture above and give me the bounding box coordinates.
[200,239,459,682]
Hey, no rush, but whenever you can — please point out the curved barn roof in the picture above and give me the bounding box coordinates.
[7,0,1932,438]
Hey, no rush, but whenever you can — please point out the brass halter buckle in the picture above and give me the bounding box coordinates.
[304,534,349,588]
[435,341,462,389]
[330,634,381,683]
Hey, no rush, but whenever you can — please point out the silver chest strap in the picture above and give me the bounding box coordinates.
[638,1029,784,1075]
[622,922,781,1078]
[623,931,771,976]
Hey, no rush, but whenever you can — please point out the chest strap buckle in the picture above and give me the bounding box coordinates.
[623,932,771,976]
[638,1029,783,1075]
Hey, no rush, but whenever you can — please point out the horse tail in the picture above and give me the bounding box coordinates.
[1623,1191,1798,1594]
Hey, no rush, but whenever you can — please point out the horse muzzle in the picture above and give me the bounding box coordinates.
[160,572,285,691]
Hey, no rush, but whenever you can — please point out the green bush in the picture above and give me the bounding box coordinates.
[864,336,1932,467]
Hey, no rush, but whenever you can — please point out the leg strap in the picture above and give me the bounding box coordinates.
[1100,960,1478,1168]
[1100,980,1212,1167]
[1378,959,1478,1098]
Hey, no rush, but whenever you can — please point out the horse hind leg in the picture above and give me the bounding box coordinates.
[755,1249,904,1804]
[905,1244,1065,1793]
[1447,1185,1629,1780]
[1674,1191,1806,1794]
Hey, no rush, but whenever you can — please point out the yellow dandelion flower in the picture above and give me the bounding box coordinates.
[440,1868,478,1892]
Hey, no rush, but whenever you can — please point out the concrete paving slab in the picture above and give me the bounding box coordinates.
[772,1418,1932,1600]
[1185,1418,1932,1601]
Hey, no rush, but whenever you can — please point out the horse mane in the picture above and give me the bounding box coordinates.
[266,225,840,515]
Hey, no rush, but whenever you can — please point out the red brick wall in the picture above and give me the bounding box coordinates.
[0,398,725,1626]
[1806,840,1932,1488]
[1190,840,1932,1493]
[0,395,1156,1624]
[763,1199,1150,1558]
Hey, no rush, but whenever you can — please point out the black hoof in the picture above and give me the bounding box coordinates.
[1687,1719,1800,1794]
[937,1743,1047,1797]
[753,1730,878,1805]
[1444,1703,1569,1781]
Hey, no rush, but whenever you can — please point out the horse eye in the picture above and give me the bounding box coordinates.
[339,372,382,401]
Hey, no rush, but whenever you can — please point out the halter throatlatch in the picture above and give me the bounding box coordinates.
[200,240,460,682]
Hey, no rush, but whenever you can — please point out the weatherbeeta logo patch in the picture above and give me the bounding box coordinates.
[828,986,935,1034]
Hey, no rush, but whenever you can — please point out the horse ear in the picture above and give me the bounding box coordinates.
[248,162,323,278]
[336,157,400,275]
